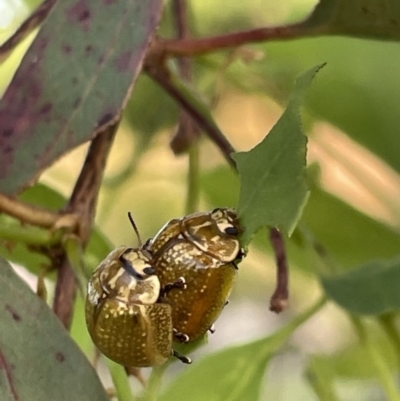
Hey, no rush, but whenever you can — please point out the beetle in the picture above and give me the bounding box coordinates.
[85,226,190,367]
[147,208,245,342]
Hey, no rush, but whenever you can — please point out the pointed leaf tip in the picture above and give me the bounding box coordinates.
[232,64,325,245]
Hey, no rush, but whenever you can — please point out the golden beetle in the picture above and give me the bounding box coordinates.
[146,208,245,342]
[85,245,190,367]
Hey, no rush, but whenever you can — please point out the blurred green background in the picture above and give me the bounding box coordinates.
[2,0,400,400]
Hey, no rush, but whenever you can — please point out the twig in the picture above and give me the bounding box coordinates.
[145,66,236,168]
[0,193,63,228]
[158,23,318,57]
[171,0,200,215]
[170,0,200,155]
[269,227,289,313]
[0,0,56,63]
[52,121,118,329]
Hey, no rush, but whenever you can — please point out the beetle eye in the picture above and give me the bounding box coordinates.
[143,266,155,276]
[224,226,238,236]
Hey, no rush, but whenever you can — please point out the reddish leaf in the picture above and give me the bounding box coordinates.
[0,0,163,194]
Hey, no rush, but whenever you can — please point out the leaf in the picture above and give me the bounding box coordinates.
[302,0,400,41]
[232,64,324,244]
[0,0,163,195]
[322,255,400,315]
[200,166,240,208]
[301,185,400,269]
[160,298,325,401]
[0,257,108,401]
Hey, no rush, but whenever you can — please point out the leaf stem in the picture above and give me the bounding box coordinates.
[379,314,400,371]
[0,192,64,229]
[142,364,170,401]
[306,363,340,401]
[185,142,200,214]
[145,66,236,169]
[107,360,135,401]
[0,221,59,245]
[269,227,289,313]
[62,234,89,297]
[352,316,400,401]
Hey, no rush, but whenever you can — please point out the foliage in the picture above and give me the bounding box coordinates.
[1,1,400,401]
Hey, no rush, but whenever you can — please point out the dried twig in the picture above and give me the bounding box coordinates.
[52,121,118,329]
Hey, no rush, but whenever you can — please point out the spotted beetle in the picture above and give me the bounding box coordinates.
[85,223,190,367]
[147,208,245,342]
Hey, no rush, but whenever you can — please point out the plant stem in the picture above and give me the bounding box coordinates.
[53,122,118,329]
[158,22,318,57]
[306,363,340,401]
[141,363,170,401]
[146,67,236,169]
[185,142,200,214]
[0,192,64,229]
[269,227,289,313]
[0,222,59,245]
[62,234,88,297]
[107,360,135,401]
[352,317,400,401]
[379,314,400,371]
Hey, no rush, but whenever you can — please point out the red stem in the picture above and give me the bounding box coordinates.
[161,23,319,56]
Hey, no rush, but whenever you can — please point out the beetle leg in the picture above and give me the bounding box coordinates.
[172,350,192,364]
[208,324,216,334]
[160,276,187,297]
[173,328,190,343]
[224,300,230,307]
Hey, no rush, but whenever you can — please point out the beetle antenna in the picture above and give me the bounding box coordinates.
[127,212,142,246]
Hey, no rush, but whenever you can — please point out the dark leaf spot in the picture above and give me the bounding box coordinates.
[40,102,53,114]
[5,304,21,321]
[55,352,65,362]
[62,43,72,54]
[2,129,13,138]
[66,0,91,30]
[85,45,93,54]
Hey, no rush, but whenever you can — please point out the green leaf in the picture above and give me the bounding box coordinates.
[0,257,108,401]
[322,255,400,315]
[301,185,400,269]
[232,64,324,244]
[0,0,163,195]
[302,0,400,41]
[200,166,239,208]
[160,298,326,401]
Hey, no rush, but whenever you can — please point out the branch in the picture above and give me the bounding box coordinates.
[145,65,236,168]
[0,0,56,63]
[0,192,64,228]
[169,0,200,155]
[269,227,289,313]
[158,23,318,57]
[52,121,118,329]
